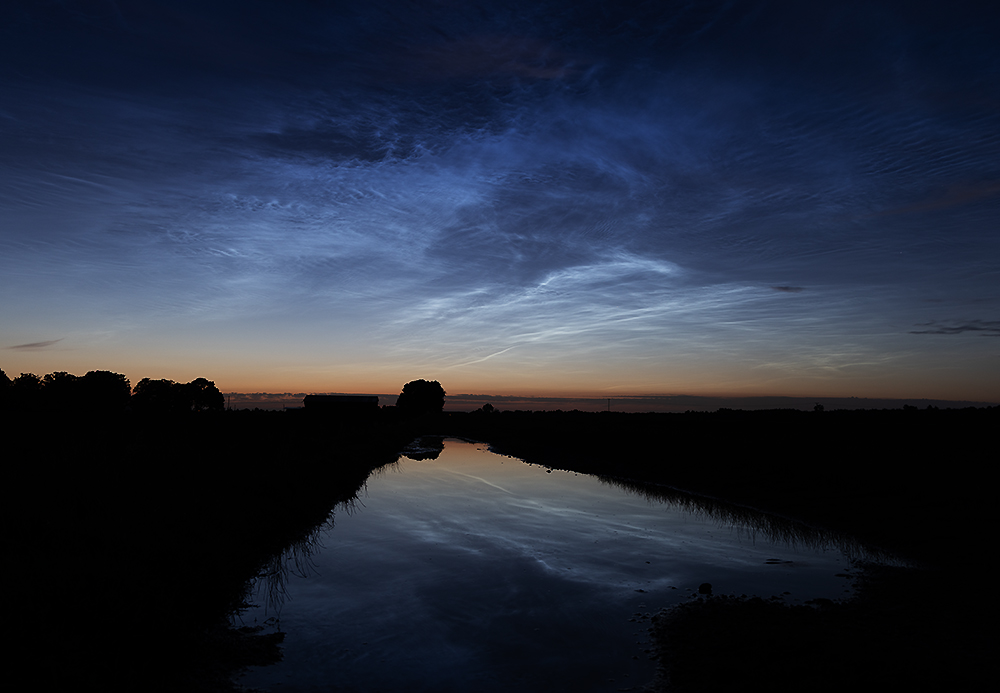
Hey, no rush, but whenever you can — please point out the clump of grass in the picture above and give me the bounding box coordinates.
[648,562,990,692]
[597,475,887,562]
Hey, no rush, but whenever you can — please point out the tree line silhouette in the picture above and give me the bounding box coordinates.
[0,368,223,413]
[0,369,448,417]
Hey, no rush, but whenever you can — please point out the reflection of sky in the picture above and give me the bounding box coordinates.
[240,439,858,692]
[2,2,998,400]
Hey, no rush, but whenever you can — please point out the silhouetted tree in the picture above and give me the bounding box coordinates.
[186,377,224,412]
[132,378,187,414]
[132,377,223,413]
[0,368,10,409]
[11,372,44,410]
[81,370,132,412]
[5,369,131,413]
[396,379,445,416]
[43,371,81,410]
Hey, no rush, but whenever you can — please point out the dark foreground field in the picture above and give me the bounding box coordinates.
[6,406,995,691]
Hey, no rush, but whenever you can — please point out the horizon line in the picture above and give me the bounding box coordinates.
[223,391,998,412]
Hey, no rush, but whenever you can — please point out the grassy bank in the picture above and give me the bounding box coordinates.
[8,406,993,691]
[6,410,417,692]
[430,407,995,691]
[434,407,995,566]
[645,562,989,692]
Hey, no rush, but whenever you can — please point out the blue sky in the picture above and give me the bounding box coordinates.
[2,1,998,401]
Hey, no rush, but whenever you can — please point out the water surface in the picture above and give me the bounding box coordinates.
[239,438,861,692]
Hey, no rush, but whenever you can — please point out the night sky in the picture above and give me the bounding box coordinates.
[2,1,998,402]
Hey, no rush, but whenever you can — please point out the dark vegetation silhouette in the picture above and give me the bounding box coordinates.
[6,377,419,692]
[3,369,131,412]
[395,378,445,417]
[131,377,224,413]
[8,371,43,408]
[0,368,220,414]
[0,368,9,408]
[5,367,993,691]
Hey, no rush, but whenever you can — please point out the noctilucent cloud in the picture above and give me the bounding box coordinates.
[2,1,998,401]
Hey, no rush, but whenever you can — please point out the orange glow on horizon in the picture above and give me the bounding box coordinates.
[4,350,997,406]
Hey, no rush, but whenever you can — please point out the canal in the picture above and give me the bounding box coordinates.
[237,438,867,692]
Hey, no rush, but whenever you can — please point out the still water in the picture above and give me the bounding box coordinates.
[238,438,861,692]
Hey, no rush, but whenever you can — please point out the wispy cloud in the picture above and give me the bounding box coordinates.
[2,2,998,398]
[7,339,63,350]
[910,320,1000,336]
